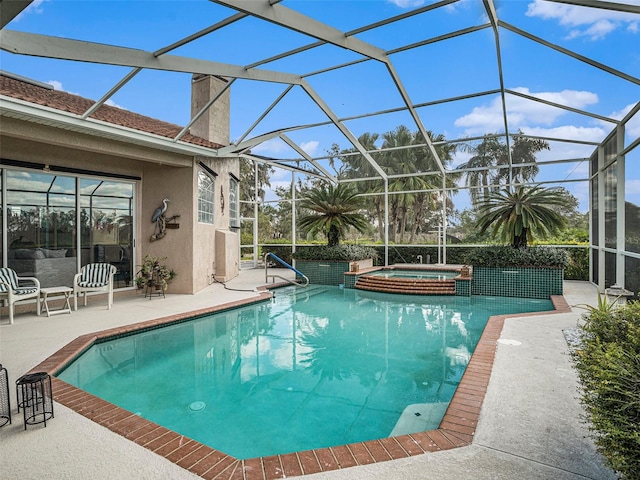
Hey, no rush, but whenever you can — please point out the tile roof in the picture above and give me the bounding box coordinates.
[0,74,223,149]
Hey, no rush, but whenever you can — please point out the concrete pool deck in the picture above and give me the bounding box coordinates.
[0,270,616,480]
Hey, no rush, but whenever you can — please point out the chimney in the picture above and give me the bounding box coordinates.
[190,74,230,146]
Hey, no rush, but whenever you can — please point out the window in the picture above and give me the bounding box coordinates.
[229,176,239,228]
[198,170,215,224]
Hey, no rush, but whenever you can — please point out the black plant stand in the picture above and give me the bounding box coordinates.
[16,372,54,429]
[144,268,166,299]
[0,364,10,427]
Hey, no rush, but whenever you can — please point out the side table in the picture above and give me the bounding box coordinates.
[40,286,73,317]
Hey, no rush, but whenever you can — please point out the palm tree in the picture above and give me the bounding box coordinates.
[459,133,550,206]
[409,130,459,243]
[495,133,549,185]
[476,185,567,248]
[338,132,386,240]
[298,183,369,246]
[459,136,507,206]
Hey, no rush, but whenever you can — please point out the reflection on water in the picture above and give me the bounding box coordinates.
[58,286,552,459]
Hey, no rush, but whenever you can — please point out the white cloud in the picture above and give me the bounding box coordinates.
[523,125,606,143]
[47,80,64,91]
[605,103,640,139]
[454,87,599,135]
[252,138,289,155]
[626,179,640,195]
[526,0,640,40]
[252,138,320,158]
[47,81,127,110]
[47,80,82,97]
[13,0,47,22]
[300,140,319,156]
[387,0,427,8]
[105,99,127,110]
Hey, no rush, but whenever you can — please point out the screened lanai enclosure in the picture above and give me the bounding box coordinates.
[0,0,638,297]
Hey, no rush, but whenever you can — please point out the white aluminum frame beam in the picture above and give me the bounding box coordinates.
[500,21,640,86]
[280,134,337,183]
[0,30,304,85]
[214,0,446,175]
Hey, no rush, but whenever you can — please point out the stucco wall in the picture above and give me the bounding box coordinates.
[1,117,192,167]
[142,164,194,294]
[192,156,240,291]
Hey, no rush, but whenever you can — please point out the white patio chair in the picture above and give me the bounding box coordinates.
[0,267,41,324]
[73,263,117,310]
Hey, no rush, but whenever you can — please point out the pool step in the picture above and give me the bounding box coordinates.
[354,276,456,295]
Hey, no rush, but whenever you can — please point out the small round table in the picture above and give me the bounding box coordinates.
[40,286,73,317]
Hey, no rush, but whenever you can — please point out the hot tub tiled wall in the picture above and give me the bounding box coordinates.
[471,266,563,299]
[343,273,358,289]
[455,277,472,296]
[295,259,373,286]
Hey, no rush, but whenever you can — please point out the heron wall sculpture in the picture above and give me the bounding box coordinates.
[150,198,179,242]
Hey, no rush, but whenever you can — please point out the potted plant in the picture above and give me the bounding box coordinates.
[135,254,176,291]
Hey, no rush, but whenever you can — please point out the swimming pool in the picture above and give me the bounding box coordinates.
[57,285,553,460]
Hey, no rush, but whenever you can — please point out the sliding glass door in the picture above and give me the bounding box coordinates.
[79,179,134,289]
[2,168,135,289]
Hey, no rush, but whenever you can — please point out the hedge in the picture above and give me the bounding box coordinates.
[572,301,640,479]
[463,245,569,268]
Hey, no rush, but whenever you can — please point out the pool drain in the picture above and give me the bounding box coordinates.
[189,401,206,411]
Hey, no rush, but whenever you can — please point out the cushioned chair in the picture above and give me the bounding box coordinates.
[73,263,117,310]
[0,268,41,324]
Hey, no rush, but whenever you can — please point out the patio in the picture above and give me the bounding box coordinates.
[0,268,616,480]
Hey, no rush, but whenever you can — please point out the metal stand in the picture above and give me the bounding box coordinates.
[144,269,166,299]
[0,364,10,427]
[16,372,54,429]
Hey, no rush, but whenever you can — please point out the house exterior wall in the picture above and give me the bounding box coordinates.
[0,116,192,167]
[192,156,240,288]
[1,74,237,295]
[141,163,194,294]
[190,75,240,287]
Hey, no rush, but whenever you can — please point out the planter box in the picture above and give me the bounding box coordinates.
[295,259,373,286]
[471,266,563,299]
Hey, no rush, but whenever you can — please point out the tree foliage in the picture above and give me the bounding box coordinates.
[459,131,550,206]
[476,185,568,248]
[297,183,369,246]
[337,125,459,243]
[239,157,273,217]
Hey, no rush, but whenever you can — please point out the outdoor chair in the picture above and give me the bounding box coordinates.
[0,267,41,324]
[73,263,117,310]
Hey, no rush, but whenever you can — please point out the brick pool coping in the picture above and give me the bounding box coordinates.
[28,292,571,480]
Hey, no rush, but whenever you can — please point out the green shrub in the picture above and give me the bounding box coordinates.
[292,244,378,261]
[262,246,293,266]
[463,245,569,268]
[564,247,589,280]
[572,301,640,479]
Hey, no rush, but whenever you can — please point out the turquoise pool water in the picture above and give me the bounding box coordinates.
[368,269,458,280]
[58,286,552,459]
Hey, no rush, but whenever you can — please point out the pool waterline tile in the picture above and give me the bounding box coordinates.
[32,293,569,479]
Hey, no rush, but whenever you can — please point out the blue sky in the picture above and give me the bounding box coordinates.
[2,0,639,212]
